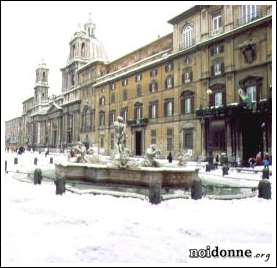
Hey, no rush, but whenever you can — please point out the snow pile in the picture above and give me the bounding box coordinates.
[1,173,274,266]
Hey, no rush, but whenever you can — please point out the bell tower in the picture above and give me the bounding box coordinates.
[34,59,49,105]
[84,12,96,38]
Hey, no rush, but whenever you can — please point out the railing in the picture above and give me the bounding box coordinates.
[235,9,263,27]
[210,27,224,37]
[181,39,196,50]
[127,118,148,127]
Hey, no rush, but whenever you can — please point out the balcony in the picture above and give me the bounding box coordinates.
[181,39,196,50]
[127,118,148,128]
[195,99,272,119]
[210,27,224,37]
[235,9,262,28]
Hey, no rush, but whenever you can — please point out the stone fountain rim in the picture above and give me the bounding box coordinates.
[55,162,199,173]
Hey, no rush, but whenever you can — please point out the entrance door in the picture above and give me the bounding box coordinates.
[242,116,263,164]
[135,131,142,156]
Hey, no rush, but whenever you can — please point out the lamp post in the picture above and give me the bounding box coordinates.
[206,89,212,108]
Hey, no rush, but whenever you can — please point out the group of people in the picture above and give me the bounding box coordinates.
[248,152,271,168]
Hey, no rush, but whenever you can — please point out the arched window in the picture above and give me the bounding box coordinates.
[183,25,193,49]
[81,43,85,57]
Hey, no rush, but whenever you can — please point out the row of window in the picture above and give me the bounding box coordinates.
[107,128,193,151]
[98,96,194,128]
[108,129,192,151]
[108,60,225,97]
[80,85,257,131]
[181,5,259,49]
[111,63,175,89]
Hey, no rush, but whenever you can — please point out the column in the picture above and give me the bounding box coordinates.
[226,119,232,157]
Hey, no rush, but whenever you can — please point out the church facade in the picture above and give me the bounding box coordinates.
[5,5,272,164]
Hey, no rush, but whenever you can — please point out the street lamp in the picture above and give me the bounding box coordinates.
[206,89,212,108]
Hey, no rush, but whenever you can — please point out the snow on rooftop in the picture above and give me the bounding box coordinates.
[94,49,171,87]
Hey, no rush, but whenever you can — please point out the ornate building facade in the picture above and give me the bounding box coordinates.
[5,5,272,164]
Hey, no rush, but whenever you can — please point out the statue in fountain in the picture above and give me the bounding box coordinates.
[177,150,192,166]
[68,142,99,163]
[142,144,160,167]
[68,141,87,163]
[112,116,130,168]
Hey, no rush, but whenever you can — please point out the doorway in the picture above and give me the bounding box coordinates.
[242,116,263,164]
[135,131,142,156]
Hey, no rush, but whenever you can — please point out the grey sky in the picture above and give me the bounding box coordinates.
[2,1,193,121]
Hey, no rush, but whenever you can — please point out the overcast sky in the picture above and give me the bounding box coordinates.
[2,1,194,121]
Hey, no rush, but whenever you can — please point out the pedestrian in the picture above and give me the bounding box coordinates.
[255,151,262,166]
[248,157,255,168]
[263,153,270,169]
[45,148,49,157]
[167,152,173,163]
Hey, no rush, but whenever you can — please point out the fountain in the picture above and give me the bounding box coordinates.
[55,117,199,198]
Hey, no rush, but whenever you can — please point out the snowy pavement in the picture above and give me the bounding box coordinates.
[2,151,275,266]
[2,172,275,266]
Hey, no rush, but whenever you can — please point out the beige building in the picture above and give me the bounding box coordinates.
[5,5,272,165]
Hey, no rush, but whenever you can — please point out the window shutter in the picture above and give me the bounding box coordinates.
[181,97,185,114]
[165,79,168,89]
[165,64,168,72]
[222,91,226,106]
[191,95,194,113]
[122,80,124,86]
[220,44,224,53]
[211,65,214,77]
[126,79,128,86]
[164,102,167,117]
[149,83,152,93]
[190,71,193,81]
[221,63,225,74]
[172,77,174,88]
[149,104,152,118]
[219,16,222,28]
[182,73,185,84]
[172,100,174,115]
[209,92,214,106]
[135,75,137,82]
[210,47,214,56]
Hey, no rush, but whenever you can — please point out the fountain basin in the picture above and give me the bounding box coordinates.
[55,162,199,188]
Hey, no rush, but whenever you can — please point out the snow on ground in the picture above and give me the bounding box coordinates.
[2,151,275,266]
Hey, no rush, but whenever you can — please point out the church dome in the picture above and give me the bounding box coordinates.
[68,14,109,64]
[88,35,109,62]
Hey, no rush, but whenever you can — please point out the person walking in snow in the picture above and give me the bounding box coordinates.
[167,152,173,163]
